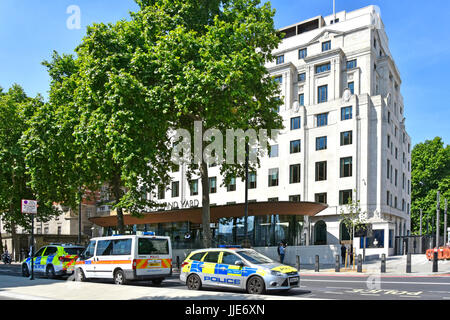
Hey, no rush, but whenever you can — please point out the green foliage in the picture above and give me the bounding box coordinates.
[339,190,367,240]
[411,137,450,234]
[0,85,60,233]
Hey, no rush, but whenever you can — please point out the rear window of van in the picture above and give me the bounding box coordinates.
[138,238,169,255]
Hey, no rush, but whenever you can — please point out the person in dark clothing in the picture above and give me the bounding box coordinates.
[340,244,346,265]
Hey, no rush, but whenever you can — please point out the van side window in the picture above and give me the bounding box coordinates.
[97,240,113,256]
[84,241,96,259]
[112,239,132,255]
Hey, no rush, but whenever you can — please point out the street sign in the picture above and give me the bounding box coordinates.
[21,199,38,214]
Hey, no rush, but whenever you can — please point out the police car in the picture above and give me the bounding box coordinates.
[21,243,85,278]
[180,247,300,294]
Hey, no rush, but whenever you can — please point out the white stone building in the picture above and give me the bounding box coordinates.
[146,5,412,257]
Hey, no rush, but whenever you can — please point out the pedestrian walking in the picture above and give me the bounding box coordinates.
[278,242,286,264]
[340,243,346,266]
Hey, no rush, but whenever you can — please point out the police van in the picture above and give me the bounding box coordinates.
[75,233,172,285]
[180,246,300,294]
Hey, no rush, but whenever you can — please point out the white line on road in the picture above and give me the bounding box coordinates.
[302,279,450,286]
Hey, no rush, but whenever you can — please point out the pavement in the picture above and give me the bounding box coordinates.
[295,254,450,276]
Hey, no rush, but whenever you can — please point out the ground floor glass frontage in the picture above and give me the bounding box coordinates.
[103,214,305,249]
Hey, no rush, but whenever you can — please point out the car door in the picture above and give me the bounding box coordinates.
[78,240,96,278]
[43,246,58,271]
[218,251,245,289]
[32,247,46,273]
[200,251,221,287]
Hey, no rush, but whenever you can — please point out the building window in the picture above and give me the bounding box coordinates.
[57,226,61,235]
[322,41,331,52]
[315,161,327,181]
[157,185,165,200]
[290,116,301,130]
[209,177,217,193]
[315,193,327,204]
[316,136,327,151]
[339,189,353,205]
[318,85,328,103]
[387,159,390,179]
[289,195,301,202]
[290,139,301,154]
[298,72,306,82]
[298,48,307,59]
[348,82,354,94]
[171,181,180,198]
[268,197,278,202]
[386,190,390,206]
[395,169,398,186]
[340,157,352,177]
[340,131,353,146]
[299,93,304,106]
[276,55,284,65]
[316,63,331,74]
[289,164,301,184]
[227,177,236,192]
[269,144,279,158]
[268,168,279,187]
[274,75,282,84]
[316,113,328,127]
[347,59,357,70]
[189,180,199,196]
[341,106,352,120]
[249,172,257,189]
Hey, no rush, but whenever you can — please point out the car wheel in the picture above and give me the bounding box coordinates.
[247,276,266,295]
[21,264,30,277]
[114,270,128,285]
[75,268,87,282]
[152,278,163,286]
[186,274,202,290]
[46,265,56,279]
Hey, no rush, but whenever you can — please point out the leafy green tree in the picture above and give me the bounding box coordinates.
[411,137,450,235]
[339,190,367,243]
[137,0,284,247]
[0,85,60,256]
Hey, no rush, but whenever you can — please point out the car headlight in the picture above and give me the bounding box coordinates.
[271,270,284,277]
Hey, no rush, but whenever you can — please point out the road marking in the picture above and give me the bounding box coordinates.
[301,279,450,286]
[400,296,420,298]
[324,291,343,295]
[443,297,450,300]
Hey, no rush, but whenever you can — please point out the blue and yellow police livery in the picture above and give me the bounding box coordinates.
[21,244,85,278]
[180,247,299,294]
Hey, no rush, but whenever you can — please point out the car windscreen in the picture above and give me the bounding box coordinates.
[237,250,273,264]
[64,247,85,255]
[138,238,169,255]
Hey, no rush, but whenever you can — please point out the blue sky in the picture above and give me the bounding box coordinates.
[0,0,448,146]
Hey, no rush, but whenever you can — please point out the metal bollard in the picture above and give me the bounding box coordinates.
[357,254,362,273]
[433,251,438,273]
[176,256,180,270]
[296,255,300,271]
[406,253,411,273]
[381,254,386,273]
[315,255,320,272]
[335,255,340,272]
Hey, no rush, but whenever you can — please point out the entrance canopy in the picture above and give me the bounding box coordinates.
[89,201,327,227]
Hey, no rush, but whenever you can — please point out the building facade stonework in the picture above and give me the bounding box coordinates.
[149,6,411,256]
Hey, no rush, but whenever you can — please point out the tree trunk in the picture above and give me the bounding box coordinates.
[112,173,125,235]
[0,221,3,255]
[199,161,211,248]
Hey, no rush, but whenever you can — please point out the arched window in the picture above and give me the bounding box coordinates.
[314,220,327,245]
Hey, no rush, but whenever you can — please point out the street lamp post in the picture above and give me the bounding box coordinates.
[437,191,440,248]
[243,142,249,247]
